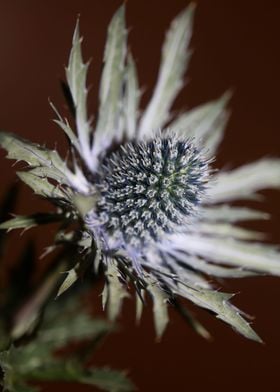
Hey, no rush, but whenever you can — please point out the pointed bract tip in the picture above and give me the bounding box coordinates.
[182,2,197,19]
[188,2,197,13]
[172,2,196,35]
[115,3,126,17]
[73,15,81,43]
[221,89,234,103]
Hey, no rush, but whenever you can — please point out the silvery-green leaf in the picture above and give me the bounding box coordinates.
[54,118,79,148]
[208,158,280,203]
[66,19,92,168]
[0,131,90,193]
[174,282,262,342]
[142,253,210,289]
[0,131,64,174]
[146,277,169,339]
[56,267,79,298]
[202,205,269,222]
[92,6,127,167]
[205,109,230,155]
[171,233,280,275]
[123,53,140,140]
[17,171,70,201]
[102,260,129,321]
[163,257,211,288]
[29,166,89,196]
[146,264,259,340]
[194,222,265,240]
[186,257,258,278]
[30,164,90,195]
[26,166,68,186]
[0,213,62,231]
[168,252,257,278]
[49,100,80,152]
[138,5,194,138]
[171,92,231,153]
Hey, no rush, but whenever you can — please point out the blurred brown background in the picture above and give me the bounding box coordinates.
[0,0,280,391]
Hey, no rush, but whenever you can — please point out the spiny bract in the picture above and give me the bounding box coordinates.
[0,4,280,343]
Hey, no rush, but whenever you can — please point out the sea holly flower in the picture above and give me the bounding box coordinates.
[0,4,280,343]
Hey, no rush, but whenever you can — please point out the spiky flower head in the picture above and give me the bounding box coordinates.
[1,4,280,343]
[90,136,210,253]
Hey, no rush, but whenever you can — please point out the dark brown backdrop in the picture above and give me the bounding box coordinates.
[0,1,280,391]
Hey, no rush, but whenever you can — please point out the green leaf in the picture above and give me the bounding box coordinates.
[0,321,11,351]
[92,5,127,166]
[0,348,38,392]
[82,367,135,392]
[23,361,82,382]
[138,4,195,138]
[2,297,115,388]
[35,313,112,352]
[209,158,280,203]
[1,349,134,392]
[0,213,63,231]
[170,91,231,153]
[26,362,135,392]
[66,19,92,168]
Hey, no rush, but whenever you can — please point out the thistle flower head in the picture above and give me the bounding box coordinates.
[1,4,280,343]
[91,136,210,253]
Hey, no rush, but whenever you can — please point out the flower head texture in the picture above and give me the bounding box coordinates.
[88,136,210,254]
[1,4,280,343]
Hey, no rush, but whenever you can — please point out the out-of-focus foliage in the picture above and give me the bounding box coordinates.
[0,298,134,392]
[0,190,135,392]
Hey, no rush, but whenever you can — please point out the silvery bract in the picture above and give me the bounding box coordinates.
[1,4,280,343]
